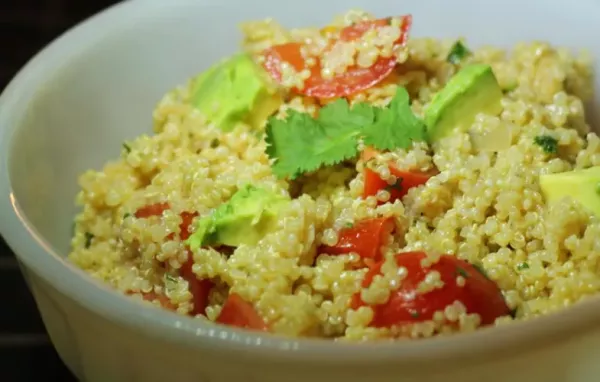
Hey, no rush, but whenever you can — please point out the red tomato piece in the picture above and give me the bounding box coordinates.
[180,250,213,316]
[178,211,199,241]
[134,204,210,314]
[352,252,510,328]
[261,15,412,99]
[363,167,432,202]
[262,42,308,82]
[320,217,395,261]
[216,293,268,331]
[340,16,411,44]
[134,202,170,218]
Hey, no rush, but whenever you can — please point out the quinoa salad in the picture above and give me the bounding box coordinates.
[69,10,600,341]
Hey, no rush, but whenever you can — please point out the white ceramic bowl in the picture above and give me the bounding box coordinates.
[3,1,600,381]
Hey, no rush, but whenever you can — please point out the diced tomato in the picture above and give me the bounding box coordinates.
[352,252,510,328]
[180,250,213,316]
[320,217,395,262]
[134,204,210,314]
[340,17,410,44]
[363,166,432,202]
[179,211,199,241]
[134,202,170,218]
[261,15,412,99]
[216,293,268,332]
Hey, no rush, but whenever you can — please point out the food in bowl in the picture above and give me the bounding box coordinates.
[68,9,599,341]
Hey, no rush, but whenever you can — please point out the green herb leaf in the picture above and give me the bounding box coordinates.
[516,262,529,271]
[410,311,420,318]
[165,274,178,283]
[344,222,354,228]
[385,177,404,192]
[122,142,132,153]
[447,40,471,64]
[123,212,132,219]
[456,266,470,278]
[265,87,426,179]
[266,104,362,179]
[534,135,558,154]
[362,87,427,151]
[210,138,220,148]
[84,232,94,249]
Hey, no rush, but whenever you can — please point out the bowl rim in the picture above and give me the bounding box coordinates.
[2,0,600,367]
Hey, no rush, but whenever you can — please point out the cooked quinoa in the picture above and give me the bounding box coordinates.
[69,9,600,341]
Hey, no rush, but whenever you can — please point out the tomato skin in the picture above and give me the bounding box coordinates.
[303,57,397,99]
[261,15,412,99]
[340,16,412,44]
[133,205,211,315]
[180,250,213,316]
[178,211,198,241]
[361,147,433,203]
[216,293,268,331]
[320,217,395,261]
[262,42,309,83]
[353,252,510,328]
[134,202,170,218]
[363,167,432,202]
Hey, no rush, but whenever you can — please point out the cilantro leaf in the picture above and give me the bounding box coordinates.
[266,107,360,179]
[265,87,426,179]
[363,87,427,151]
[265,111,318,179]
[318,99,374,131]
[534,135,558,154]
[447,40,471,64]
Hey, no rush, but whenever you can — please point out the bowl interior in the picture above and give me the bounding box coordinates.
[5,0,600,256]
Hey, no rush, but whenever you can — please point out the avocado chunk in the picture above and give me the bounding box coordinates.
[424,64,503,142]
[190,53,282,132]
[539,166,600,217]
[186,184,289,251]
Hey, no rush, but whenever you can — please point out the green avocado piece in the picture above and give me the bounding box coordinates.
[424,64,503,142]
[186,184,289,251]
[539,166,600,217]
[190,53,282,131]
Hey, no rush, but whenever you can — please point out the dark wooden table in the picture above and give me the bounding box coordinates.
[1,1,120,380]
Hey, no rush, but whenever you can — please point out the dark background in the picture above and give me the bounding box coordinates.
[1,1,120,380]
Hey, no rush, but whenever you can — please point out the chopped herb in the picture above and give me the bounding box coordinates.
[472,263,490,279]
[534,135,558,154]
[123,212,131,219]
[446,40,471,64]
[344,222,354,228]
[265,87,427,179]
[516,262,530,271]
[84,232,94,249]
[385,177,404,192]
[210,138,220,148]
[122,142,132,153]
[410,311,420,319]
[165,274,178,283]
[456,267,470,278]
